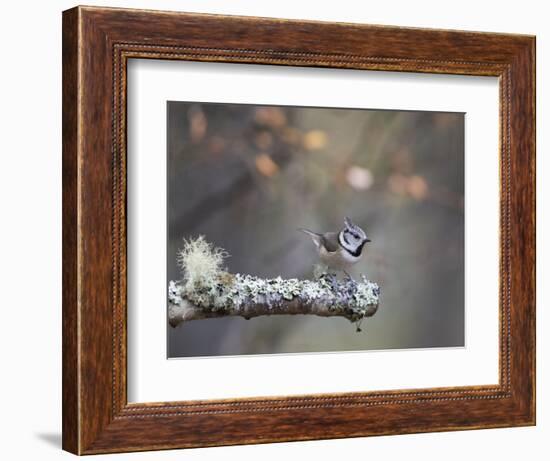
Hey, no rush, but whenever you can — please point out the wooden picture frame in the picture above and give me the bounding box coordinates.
[62,5,535,455]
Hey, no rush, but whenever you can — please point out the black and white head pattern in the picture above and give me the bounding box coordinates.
[338,217,370,257]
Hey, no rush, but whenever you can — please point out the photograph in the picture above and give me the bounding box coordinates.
[167,101,465,358]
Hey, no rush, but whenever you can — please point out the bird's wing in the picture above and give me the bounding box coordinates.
[321,232,340,252]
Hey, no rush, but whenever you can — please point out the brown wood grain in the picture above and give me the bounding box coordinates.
[61,7,79,454]
[62,5,536,455]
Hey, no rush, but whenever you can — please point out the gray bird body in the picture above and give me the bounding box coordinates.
[300,218,370,273]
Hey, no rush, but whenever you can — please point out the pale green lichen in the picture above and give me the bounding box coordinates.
[168,280,183,305]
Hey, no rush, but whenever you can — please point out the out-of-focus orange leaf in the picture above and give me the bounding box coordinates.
[303,130,328,151]
[408,175,429,200]
[254,107,287,128]
[346,166,374,190]
[188,105,207,143]
[388,173,429,200]
[255,153,279,177]
[433,112,459,128]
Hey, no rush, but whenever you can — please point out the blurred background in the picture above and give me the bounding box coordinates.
[167,101,464,358]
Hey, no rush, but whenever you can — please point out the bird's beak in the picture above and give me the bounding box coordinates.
[365,238,371,243]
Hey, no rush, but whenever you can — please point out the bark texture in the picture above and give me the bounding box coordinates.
[168,273,380,328]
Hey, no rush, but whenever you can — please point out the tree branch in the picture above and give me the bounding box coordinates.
[168,236,380,331]
[168,274,380,329]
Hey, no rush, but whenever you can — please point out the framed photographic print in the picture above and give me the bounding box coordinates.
[62,5,535,455]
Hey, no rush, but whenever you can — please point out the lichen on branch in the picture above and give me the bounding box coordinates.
[168,236,380,330]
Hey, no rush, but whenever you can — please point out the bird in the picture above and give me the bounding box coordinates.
[300,217,371,277]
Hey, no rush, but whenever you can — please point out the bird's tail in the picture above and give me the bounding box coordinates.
[299,228,323,249]
[299,228,321,237]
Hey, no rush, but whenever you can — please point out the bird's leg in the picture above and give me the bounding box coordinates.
[344,270,354,282]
